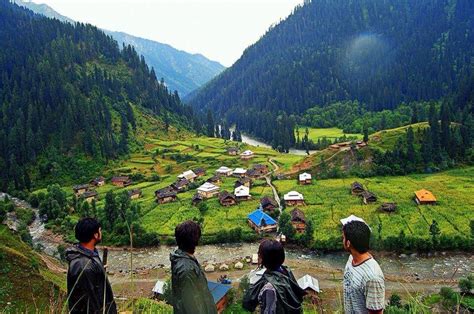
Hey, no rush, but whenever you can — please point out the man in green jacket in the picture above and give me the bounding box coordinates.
[170,220,217,314]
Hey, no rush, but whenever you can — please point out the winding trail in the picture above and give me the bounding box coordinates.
[266,158,282,215]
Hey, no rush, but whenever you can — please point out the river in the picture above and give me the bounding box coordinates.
[2,193,473,297]
[232,129,317,156]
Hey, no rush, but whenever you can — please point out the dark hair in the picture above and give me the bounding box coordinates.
[342,221,371,253]
[258,239,285,271]
[175,220,201,254]
[75,217,101,243]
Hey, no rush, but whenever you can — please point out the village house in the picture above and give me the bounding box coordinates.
[227,147,239,156]
[414,189,437,205]
[330,144,340,150]
[128,189,142,200]
[240,150,255,160]
[361,191,377,204]
[234,177,252,188]
[197,182,220,198]
[207,281,232,313]
[219,191,237,206]
[207,175,222,185]
[232,168,247,177]
[193,168,206,177]
[155,187,177,204]
[89,176,105,187]
[178,170,197,182]
[234,185,251,201]
[297,275,320,296]
[111,176,132,187]
[284,191,305,206]
[215,166,233,177]
[81,190,98,203]
[379,202,397,213]
[172,178,189,192]
[73,184,89,196]
[192,193,203,206]
[356,140,368,148]
[290,208,306,233]
[260,196,278,213]
[350,181,365,195]
[298,172,312,185]
[247,209,278,234]
[252,164,269,176]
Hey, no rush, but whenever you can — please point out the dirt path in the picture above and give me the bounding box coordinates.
[266,158,281,211]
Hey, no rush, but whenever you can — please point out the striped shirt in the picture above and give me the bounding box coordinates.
[343,255,385,314]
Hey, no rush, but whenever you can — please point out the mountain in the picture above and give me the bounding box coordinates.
[0,0,197,190]
[189,0,474,147]
[13,0,225,97]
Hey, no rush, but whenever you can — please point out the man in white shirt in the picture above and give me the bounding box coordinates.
[341,215,385,314]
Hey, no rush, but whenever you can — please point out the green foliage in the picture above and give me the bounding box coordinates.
[279,212,295,240]
[459,275,474,295]
[162,278,173,305]
[0,0,199,191]
[439,287,459,308]
[190,0,474,146]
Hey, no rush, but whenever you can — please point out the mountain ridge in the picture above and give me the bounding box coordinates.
[13,0,225,97]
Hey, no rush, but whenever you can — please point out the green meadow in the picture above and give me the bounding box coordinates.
[48,133,473,248]
[274,167,474,245]
[296,127,362,142]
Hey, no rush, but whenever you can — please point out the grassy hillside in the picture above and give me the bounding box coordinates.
[295,127,362,142]
[275,167,474,249]
[34,136,305,241]
[0,225,65,312]
[290,122,430,176]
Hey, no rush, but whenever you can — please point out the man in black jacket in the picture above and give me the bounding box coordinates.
[66,218,117,314]
[170,220,216,314]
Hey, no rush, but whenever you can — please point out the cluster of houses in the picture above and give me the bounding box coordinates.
[351,182,438,212]
[155,168,207,204]
[329,140,367,151]
[73,175,144,204]
[226,147,256,160]
[154,163,271,207]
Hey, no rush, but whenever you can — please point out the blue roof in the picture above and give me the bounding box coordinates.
[247,209,277,227]
[207,281,232,303]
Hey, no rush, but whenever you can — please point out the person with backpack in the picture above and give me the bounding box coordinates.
[243,239,305,313]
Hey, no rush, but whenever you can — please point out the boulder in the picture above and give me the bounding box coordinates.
[219,264,229,271]
[234,262,244,270]
[205,264,215,272]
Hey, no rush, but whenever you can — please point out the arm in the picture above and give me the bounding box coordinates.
[365,278,385,314]
[260,284,277,314]
[178,269,215,314]
[242,282,263,312]
[68,259,103,312]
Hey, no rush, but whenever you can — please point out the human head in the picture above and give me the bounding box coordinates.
[342,221,371,254]
[75,217,102,245]
[175,220,201,254]
[258,239,285,271]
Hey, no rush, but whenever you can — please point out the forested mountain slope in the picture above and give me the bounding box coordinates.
[13,0,225,97]
[190,0,474,147]
[0,0,197,190]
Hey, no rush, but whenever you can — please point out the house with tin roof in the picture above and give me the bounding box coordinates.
[247,209,277,234]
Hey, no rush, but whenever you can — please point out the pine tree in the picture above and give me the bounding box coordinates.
[206,110,215,137]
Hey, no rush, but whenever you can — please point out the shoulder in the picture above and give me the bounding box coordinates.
[174,259,200,278]
[68,256,96,276]
[360,258,384,282]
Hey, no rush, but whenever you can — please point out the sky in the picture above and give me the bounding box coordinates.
[31,0,304,67]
